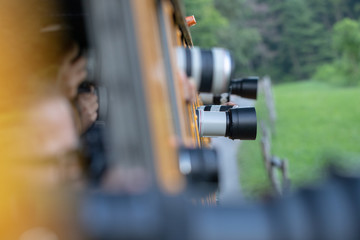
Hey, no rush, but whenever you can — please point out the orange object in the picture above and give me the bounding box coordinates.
[185,15,196,27]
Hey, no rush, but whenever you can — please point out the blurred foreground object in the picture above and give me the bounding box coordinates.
[71,173,360,240]
[0,1,83,238]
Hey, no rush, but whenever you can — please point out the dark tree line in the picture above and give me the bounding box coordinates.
[184,0,360,83]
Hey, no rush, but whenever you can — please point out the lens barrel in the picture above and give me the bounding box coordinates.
[176,47,234,94]
[196,107,257,140]
[230,77,258,100]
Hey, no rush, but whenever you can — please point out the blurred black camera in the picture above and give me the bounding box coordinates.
[178,147,219,194]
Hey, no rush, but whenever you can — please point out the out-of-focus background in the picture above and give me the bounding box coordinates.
[184,0,360,197]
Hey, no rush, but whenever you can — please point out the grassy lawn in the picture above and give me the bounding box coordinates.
[238,80,360,197]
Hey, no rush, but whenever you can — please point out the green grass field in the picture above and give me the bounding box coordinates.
[238,80,360,197]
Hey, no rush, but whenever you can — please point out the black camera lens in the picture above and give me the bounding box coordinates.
[196,107,257,140]
[178,147,218,184]
[227,107,257,140]
[176,47,234,94]
[230,77,258,100]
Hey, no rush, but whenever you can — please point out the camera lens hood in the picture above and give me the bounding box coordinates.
[230,77,258,100]
[227,107,257,140]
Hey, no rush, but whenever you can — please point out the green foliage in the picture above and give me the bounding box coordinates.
[184,0,228,47]
[217,23,261,76]
[313,18,360,86]
[313,62,343,86]
[239,81,360,197]
[183,0,360,83]
[333,18,360,61]
[277,0,331,80]
[184,0,261,76]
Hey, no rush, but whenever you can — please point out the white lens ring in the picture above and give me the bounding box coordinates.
[212,48,232,94]
[176,47,186,74]
[192,47,202,90]
[199,111,227,137]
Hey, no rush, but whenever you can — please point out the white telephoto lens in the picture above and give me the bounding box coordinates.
[198,110,227,137]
